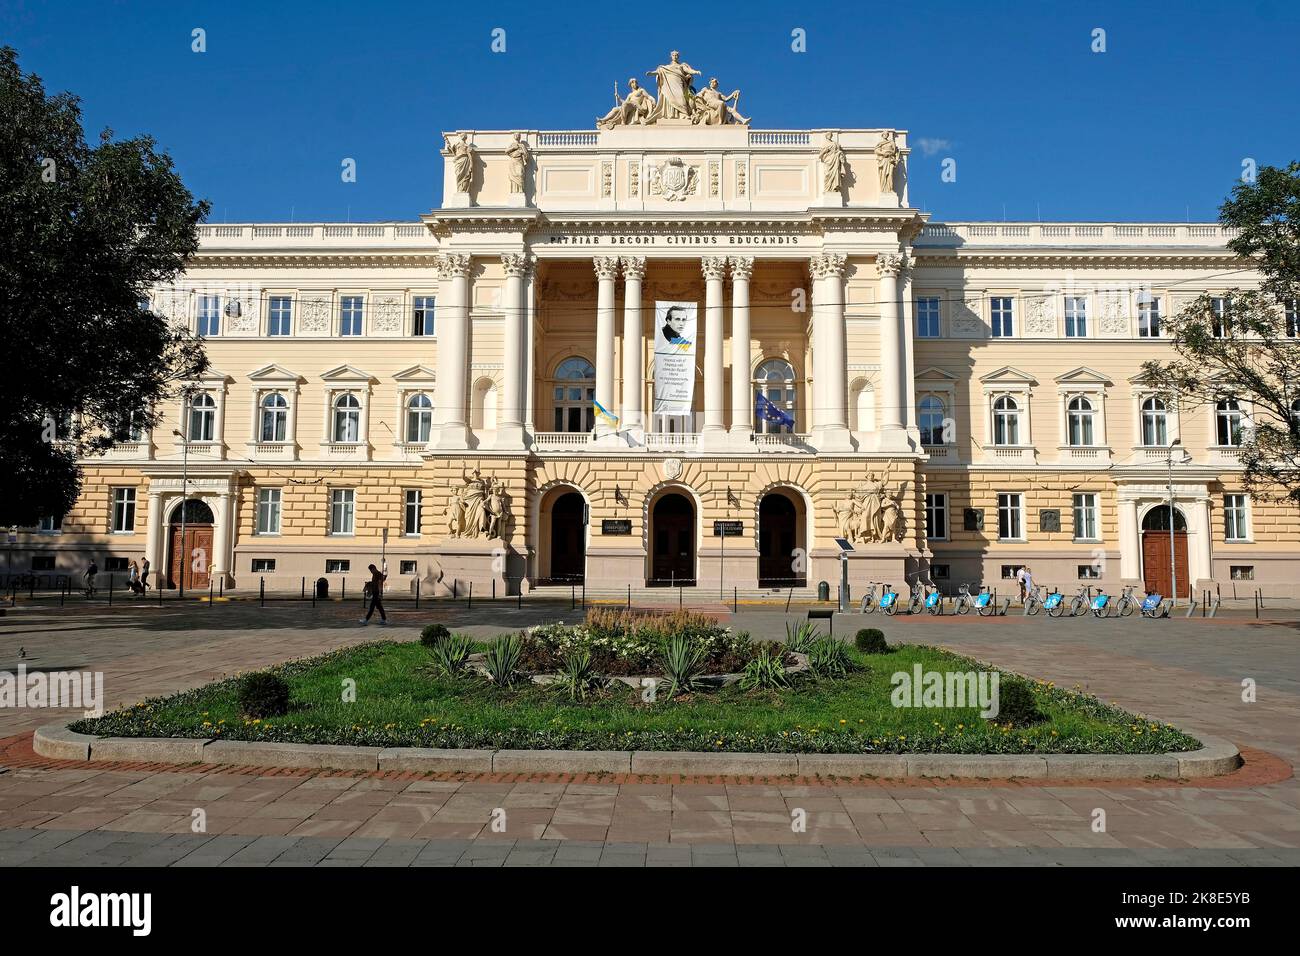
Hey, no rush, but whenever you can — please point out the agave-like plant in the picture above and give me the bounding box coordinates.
[806,637,853,679]
[427,633,474,678]
[657,635,707,699]
[552,648,602,702]
[482,634,524,687]
[739,643,790,691]
[784,620,821,653]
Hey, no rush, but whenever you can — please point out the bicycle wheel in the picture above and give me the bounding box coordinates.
[862,600,876,615]
[953,598,970,615]
[1119,598,1137,617]
[1070,597,1085,617]
[884,600,898,616]
[1026,600,1041,616]
[977,601,995,617]
[1047,602,1064,618]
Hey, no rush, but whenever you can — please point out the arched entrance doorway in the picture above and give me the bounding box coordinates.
[1141,504,1189,598]
[649,492,696,586]
[758,491,805,588]
[544,491,587,584]
[167,498,215,590]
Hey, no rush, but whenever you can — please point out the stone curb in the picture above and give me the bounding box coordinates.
[32,722,1243,780]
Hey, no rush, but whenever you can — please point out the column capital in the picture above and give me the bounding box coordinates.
[593,256,621,280]
[729,256,755,281]
[500,252,533,277]
[438,253,473,278]
[700,255,729,281]
[809,252,847,280]
[876,252,909,278]
[620,255,647,281]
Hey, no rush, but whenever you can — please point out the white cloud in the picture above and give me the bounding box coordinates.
[915,137,952,158]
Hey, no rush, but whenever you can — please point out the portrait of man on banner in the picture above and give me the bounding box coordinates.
[651,301,697,416]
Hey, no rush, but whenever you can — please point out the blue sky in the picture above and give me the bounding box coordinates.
[4,0,1298,222]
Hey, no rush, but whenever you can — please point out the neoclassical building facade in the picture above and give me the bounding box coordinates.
[16,59,1300,598]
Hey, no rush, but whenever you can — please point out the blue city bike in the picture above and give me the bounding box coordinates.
[858,581,882,614]
[924,587,943,614]
[878,585,900,616]
[1043,589,1066,617]
[1089,589,1110,618]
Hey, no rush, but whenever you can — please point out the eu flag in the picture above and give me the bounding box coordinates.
[755,392,795,429]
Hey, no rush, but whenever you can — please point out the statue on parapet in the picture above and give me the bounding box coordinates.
[597,78,656,130]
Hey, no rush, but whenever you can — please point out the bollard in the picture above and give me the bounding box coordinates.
[1254,590,1259,619]
[209,579,213,605]
[451,580,456,600]
[627,584,631,611]
[734,586,738,614]
[517,586,522,611]
[492,579,496,601]
[679,585,683,610]
[468,581,473,610]
[342,579,347,603]
[415,578,421,610]
[260,576,265,607]
[301,577,305,601]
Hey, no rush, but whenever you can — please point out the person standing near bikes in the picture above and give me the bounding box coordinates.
[1021,566,1034,604]
[84,557,98,597]
[359,563,387,625]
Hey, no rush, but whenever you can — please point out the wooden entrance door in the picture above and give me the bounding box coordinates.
[651,493,695,585]
[1141,530,1188,598]
[168,525,214,590]
[759,494,801,587]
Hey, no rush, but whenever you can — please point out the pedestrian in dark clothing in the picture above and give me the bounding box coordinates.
[360,563,387,624]
[84,559,98,597]
[140,557,151,593]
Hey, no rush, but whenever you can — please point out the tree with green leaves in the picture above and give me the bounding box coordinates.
[1139,163,1300,505]
[0,46,209,527]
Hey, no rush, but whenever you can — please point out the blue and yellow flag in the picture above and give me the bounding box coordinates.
[593,399,620,429]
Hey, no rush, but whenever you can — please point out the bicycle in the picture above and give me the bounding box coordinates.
[975,585,997,617]
[858,581,881,614]
[923,583,944,615]
[906,578,927,615]
[1140,590,1167,618]
[1023,584,1047,616]
[1067,584,1094,617]
[1042,588,1067,617]
[1113,584,1140,618]
[1089,588,1111,618]
[952,582,975,615]
[878,583,900,616]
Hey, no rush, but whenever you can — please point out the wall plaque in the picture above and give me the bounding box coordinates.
[602,519,632,535]
[1039,509,1061,533]
[713,520,743,537]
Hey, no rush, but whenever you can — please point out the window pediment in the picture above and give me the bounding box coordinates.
[394,364,438,383]
[1054,366,1112,387]
[321,364,377,383]
[979,366,1037,388]
[248,363,304,383]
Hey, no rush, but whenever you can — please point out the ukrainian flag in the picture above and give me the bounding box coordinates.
[593,399,620,429]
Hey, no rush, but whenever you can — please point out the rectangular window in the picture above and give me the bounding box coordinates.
[963,508,984,532]
[106,556,128,572]
[1078,564,1101,579]
[1223,494,1250,542]
[997,492,1023,540]
[412,296,436,336]
[1138,296,1162,337]
[1210,296,1230,338]
[915,296,940,338]
[924,493,948,540]
[931,563,950,580]
[1064,296,1088,337]
[1001,564,1022,580]
[251,558,276,573]
[399,559,418,575]
[329,488,355,535]
[268,296,293,336]
[256,488,282,535]
[1230,565,1255,580]
[339,296,364,336]
[32,555,56,572]
[325,559,350,574]
[990,297,1014,337]
[197,295,221,337]
[111,488,136,533]
[404,489,422,536]
[1072,492,1099,541]
[38,514,63,533]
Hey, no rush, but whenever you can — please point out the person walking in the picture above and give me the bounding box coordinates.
[127,560,141,597]
[359,563,387,625]
[84,558,98,597]
[1021,566,1035,606]
[1015,565,1028,604]
[140,557,151,593]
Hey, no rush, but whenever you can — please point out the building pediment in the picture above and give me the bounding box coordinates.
[979,366,1037,387]
[321,364,376,383]
[248,363,304,383]
[915,366,959,382]
[393,365,438,383]
[1055,366,1113,387]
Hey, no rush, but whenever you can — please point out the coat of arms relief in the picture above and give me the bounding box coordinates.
[648,157,700,201]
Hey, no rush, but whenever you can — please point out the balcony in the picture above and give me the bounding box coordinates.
[983,445,1036,465]
[318,441,370,461]
[1209,445,1244,469]
[531,432,591,452]
[644,433,699,452]
[172,440,224,461]
[1057,445,1113,466]
[246,441,297,462]
[921,444,957,462]
[99,441,152,462]
[752,432,814,453]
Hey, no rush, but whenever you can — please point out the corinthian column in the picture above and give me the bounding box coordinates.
[810,252,852,451]
[620,256,646,437]
[496,252,531,449]
[729,256,754,443]
[433,253,472,449]
[877,252,908,451]
[593,256,620,439]
[700,256,729,446]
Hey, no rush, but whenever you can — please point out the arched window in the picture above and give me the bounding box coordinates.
[553,357,595,433]
[1141,397,1168,447]
[754,359,796,434]
[406,393,433,443]
[1066,396,1095,446]
[992,395,1020,446]
[332,393,361,443]
[260,392,288,442]
[1215,397,1243,447]
[187,392,216,442]
[918,395,947,446]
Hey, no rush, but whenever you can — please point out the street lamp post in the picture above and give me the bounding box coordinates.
[1165,438,1193,607]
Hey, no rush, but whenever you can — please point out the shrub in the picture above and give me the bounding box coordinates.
[784,620,821,653]
[237,672,290,718]
[854,628,890,654]
[427,633,474,678]
[657,636,707,698]
[552,648,602,702]
[739,643,790,691]
[992,676,1046,726]
[807,638,854,679]
[482,634,524,687]
[420,623,450,648]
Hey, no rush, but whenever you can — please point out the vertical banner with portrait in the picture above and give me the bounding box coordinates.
[651,301,697,416]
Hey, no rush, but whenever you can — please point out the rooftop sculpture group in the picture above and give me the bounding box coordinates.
[598,51,749,129]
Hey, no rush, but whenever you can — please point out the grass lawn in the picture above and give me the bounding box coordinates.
[72,640,1201,755]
